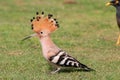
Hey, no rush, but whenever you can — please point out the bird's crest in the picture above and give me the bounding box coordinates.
[30,12,59,34]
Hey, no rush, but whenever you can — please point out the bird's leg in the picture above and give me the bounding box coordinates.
[51,67,61,74]
[116,34,120,45]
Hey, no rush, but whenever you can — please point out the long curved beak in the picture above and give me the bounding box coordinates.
[21,33,37,41]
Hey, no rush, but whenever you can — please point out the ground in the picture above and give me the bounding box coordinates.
[0,0,120,80]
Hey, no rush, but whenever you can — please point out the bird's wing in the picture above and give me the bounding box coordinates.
[49,50,93,71]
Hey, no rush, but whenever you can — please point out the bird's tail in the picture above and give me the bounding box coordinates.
[79,63,95,71]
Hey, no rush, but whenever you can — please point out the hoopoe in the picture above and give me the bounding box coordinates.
[22,12,94,74]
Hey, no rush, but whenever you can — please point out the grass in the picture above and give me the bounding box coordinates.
[0,0,120,80]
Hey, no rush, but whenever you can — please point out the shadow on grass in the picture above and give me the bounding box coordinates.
[48,64,95,74]
[59,68,95,73]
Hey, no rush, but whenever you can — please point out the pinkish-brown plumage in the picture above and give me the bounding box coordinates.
[39,36,61,60]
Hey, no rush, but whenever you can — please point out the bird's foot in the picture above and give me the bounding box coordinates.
[116,35,120,46]
[116,41,120,45]
[51,68,61,74]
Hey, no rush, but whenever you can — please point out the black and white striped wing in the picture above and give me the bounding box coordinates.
[49,50,91,70]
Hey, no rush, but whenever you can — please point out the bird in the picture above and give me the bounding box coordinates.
[22,12,94,74]
[106,0,120,45]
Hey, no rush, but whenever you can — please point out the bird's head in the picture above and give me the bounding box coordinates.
[30,12,59,38]
[22,12,59,41]
[106,0,120,7]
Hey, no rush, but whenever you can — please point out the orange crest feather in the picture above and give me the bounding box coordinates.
[30,12,59,33]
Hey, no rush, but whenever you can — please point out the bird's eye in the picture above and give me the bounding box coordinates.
[40,32,43,34]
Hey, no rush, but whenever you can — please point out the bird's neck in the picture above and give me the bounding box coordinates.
[39,35,60,58]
